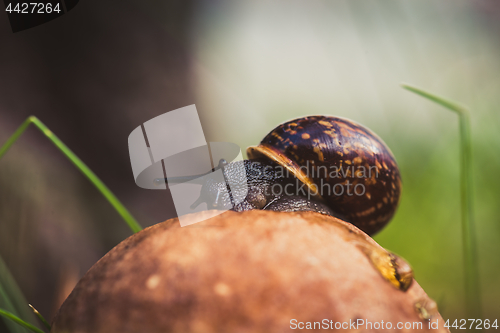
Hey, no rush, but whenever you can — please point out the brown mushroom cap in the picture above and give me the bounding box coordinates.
[51,211,448,333]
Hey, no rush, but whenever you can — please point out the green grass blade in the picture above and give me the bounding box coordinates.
[28,305,50,331]
[0,118,32,160]
[0,256,40,333]
[401,83,481,318]
[0,116,142,234]
[0,309,45,333]
[401,84,468,115]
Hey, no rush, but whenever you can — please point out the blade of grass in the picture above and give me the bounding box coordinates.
[0,309,45,333]
[0,289,29,333]
[401,83,481,318]
[0,256,40,333]
[28,305,50,331]
[0,116,142,234]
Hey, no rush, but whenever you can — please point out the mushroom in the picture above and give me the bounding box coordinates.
[51,211,449,333]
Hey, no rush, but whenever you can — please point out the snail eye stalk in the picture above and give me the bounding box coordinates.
[157,158,234,210]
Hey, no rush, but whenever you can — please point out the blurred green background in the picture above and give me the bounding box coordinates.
[193,0,500,320]
[0,0,499,329]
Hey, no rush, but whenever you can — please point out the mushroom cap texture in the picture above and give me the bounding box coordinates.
[51,210,448,333]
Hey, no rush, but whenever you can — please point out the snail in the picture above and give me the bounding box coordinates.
[191,115,402,235]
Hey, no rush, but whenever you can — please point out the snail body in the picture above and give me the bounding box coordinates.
[197,115,402,235]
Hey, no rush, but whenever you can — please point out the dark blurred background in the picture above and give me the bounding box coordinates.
[0,0,499,330]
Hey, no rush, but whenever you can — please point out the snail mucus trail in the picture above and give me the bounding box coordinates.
[159,116,402,236]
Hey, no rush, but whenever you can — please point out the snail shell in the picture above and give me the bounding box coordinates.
[247,116,402,235]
